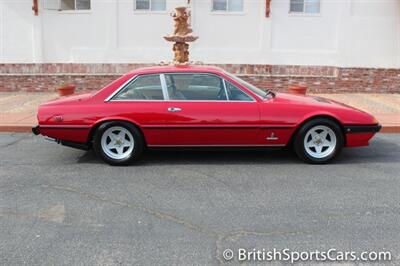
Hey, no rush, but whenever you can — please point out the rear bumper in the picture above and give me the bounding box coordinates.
[344,124,382,134]
[32,125,40,135]
[31,125,89,150]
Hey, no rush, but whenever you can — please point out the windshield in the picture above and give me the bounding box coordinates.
[224,71,269,99]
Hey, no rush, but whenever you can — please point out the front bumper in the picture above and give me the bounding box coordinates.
[344,124,382,134]
[344,124,381,147]
[32,125,40,135]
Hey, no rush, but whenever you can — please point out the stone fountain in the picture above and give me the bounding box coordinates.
[163,6,198,65]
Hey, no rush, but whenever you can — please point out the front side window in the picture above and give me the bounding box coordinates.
[60,0,91,10]
[225,81,254,101]
[165,74,227,101]
[223,71,268,99]
[290,0,320,14]
[212,0,243,12]
[135,0,166,11]
[113,75,164,100]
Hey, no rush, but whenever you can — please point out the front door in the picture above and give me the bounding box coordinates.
[159,73,260,146]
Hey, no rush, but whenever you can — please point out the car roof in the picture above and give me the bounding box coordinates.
[127,65,226,75]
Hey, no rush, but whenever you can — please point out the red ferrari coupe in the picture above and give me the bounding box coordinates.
[32,65,381,165]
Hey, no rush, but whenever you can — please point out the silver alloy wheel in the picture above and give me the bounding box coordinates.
[304,125,337,159]
[101,126,135,160]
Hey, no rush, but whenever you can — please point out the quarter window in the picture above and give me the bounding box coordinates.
[113,75,164,100]
[290,0,320,14]
[135,0,166,11]
[225,81,253,102]
[165,74,227,101]
[212,0,243,12]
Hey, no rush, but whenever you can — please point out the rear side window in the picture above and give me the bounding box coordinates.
[225,81,254,101]
[165,73,227,101]
[113,75,164,100]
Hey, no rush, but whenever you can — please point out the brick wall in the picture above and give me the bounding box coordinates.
[0,63,399,93]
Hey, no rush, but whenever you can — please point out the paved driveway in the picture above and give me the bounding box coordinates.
[0,133,399,265]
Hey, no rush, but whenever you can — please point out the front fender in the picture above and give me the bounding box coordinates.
[297,111,343,130]
[286,111,346,147]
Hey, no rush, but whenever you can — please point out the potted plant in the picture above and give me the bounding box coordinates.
[287,85,308,95]
[57,82,76,97]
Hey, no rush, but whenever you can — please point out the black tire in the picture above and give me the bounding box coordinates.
[93,121,144,166]
[294,118,344,164]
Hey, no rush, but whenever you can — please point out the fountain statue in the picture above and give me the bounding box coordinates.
[163,6,198,65]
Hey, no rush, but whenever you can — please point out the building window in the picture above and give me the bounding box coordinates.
[43,0,91,10]
[60,0,91,10]
[212,0,243,12]
[290,0,320,14]
[135,0,166,11]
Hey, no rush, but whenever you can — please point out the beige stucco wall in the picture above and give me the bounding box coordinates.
[0,0,399,68]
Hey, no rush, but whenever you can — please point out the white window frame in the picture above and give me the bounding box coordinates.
[289,0,321,15]
[211,0,244,13]
[134,0,167,12]
[42,0,91,12]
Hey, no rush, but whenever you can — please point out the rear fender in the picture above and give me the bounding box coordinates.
[87,116,145,144]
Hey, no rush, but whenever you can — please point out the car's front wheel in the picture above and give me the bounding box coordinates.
[294,118,344,164]
[94,121,144,165]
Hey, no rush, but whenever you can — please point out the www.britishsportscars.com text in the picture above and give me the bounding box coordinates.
[222,248,392,263]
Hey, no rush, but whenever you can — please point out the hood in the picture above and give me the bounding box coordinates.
[273,92,364,112]
[41,93,94,106]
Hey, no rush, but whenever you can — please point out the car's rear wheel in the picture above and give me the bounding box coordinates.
[94,121,144,165]
[294,118,343,164]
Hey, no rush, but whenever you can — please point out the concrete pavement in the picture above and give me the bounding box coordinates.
[0,92,57,132]
[0,133,399,265]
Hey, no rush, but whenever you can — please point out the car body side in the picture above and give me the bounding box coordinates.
[35,66,379,149]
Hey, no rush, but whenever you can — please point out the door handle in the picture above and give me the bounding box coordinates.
[168,107,182,112]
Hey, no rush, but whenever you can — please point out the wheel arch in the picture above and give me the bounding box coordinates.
[287,114,346,147]
[86,118,147,146]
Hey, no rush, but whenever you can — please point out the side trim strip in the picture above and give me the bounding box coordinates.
[344,124,382,134]
[40,125,295,131]
[148,144,286,148]
[142,125,295,130]
[259,126,295,129]
[40,125,90,130]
